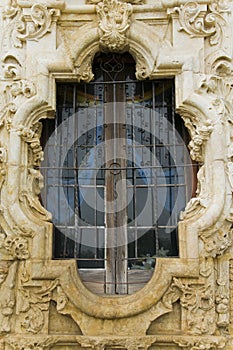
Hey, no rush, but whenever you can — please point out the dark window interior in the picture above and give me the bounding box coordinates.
[40,53,196,294]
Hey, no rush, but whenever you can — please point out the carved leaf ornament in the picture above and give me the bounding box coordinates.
[97,0,133,52]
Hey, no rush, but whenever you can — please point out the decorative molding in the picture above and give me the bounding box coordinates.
[97,0,133,52]
[0,261,17,334]
[175,2,226,46]
[0,146,7,193]
[5,337,61,350]
[173,337,226,350]
[76,336,156,350]
[87,0,144,3]
[216,279,229,329]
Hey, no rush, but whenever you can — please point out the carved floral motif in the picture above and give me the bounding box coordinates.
[97,0,133,52]
[4,236,29,260]
[175,2,225,46]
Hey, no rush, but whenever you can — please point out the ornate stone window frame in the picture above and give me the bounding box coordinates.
[0,0,233,348]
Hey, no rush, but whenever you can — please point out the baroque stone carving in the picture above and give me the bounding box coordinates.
[97,0,133,52]
[0,261,17,334]
[174,337,226,350]
[76,336,156,350]
[17,122,51,221]
[11,4,58,49]
[17,123,43,167]
[3,236,29,260]
[18,279,59,334]
[0,146,7,192]
[2,55,22,81]
[87,0,144,3]
[175,2,225,46]
[5,337,61,350]
[170,278,215,335]
[5,80,36,101]
[0,103,16,131]
[216,279,229,329]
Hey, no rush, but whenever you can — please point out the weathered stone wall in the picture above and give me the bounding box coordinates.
[0,0,233,349]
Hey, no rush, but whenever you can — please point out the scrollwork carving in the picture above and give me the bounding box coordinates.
[5,80,36,100]
[97,0,133,52]
[175,2,225,46]
[18,280,58,334]
[12,4,58,48]
[17,122,43,167]
[2,55,22,81]
[74,59,94,83]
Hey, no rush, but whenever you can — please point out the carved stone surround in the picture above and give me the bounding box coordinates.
[1,0,233,349]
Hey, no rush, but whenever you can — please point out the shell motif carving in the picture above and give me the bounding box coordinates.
[97,0,133,52]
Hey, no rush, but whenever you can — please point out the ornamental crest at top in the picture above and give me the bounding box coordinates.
[96,0,133,52]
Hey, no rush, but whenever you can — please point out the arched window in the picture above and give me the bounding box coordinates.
[41,53,195,295]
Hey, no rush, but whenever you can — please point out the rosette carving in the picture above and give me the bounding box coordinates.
[97,0,133,52]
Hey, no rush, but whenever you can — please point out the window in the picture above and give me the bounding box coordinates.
[41,53,195,295]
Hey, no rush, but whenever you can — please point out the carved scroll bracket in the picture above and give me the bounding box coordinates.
[2,3,61,50]
[173,2,226,46]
